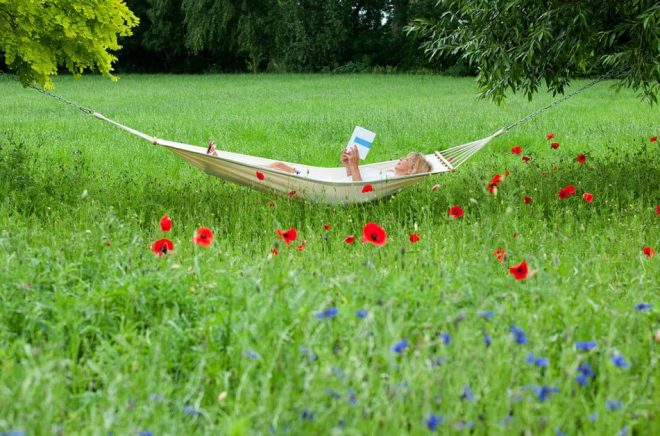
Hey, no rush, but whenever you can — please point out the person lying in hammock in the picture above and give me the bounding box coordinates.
[207,142,432,182]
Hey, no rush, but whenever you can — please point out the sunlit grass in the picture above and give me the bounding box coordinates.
[0,74,658,434]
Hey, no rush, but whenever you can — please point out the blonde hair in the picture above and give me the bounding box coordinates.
[406,152,432,175]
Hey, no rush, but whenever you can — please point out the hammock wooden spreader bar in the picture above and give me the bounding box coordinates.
[92,112,505,205]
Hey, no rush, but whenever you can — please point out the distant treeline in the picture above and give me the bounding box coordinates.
[117,0,468,74]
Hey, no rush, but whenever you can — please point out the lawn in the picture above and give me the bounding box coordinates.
[0,74,658,435]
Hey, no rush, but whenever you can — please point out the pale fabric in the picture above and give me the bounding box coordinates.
[92,112,504,205]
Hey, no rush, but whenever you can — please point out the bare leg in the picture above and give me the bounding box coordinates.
[267,162,298,173]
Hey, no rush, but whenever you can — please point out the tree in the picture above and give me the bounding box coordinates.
[0,0,139,88]
[406,0,659,103]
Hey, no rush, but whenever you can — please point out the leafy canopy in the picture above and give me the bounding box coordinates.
[0,0,139,88]
[406,0,659,104]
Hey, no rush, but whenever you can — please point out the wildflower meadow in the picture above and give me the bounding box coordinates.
[0,74,658,434]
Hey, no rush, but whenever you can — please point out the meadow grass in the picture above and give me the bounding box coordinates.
[0,74,658,435]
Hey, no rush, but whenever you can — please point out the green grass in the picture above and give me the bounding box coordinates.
[0,74,658,435]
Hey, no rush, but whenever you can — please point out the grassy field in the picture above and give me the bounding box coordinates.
[0,74,658,435]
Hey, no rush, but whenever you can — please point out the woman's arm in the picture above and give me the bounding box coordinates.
[347,146,363,181]
[341,149,352,176]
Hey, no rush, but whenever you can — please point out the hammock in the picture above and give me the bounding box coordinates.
[94,112,504,205]
[15,70,612,205]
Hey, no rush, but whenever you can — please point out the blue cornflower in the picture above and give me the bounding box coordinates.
[575,374,588,386]
[316,307,338,320]
[301,409,315,421]
[426,414,444,431]
[617,425,628,436]
[510,325,527,344]
[634,303,652,312]
[460,384,474,402]
[149,393,164,402]
[325,388,341,400]
[331,366,346,380]
[432,356,445,367]
[483,334,491,347]
[526,352,535,364]
[183,406,201,416]
[535,357,549,368]
[347,389,357,406]
[606,399,624,411]
[574,341,597,351]
[440,332,451,345]
[300,347,317,361]
[575,362,595,385]
[589,412,599,422]
[532,385,559,402]
[392,339,408,353]
[525,352,548,367]
[578,362,595,377]
[610,353,630,368]
[246,351,259,359]
[356,310,368,318]
[139,432,153,436]
[477,310,494,319]
[555,429,567,436]
[0,432,26,436]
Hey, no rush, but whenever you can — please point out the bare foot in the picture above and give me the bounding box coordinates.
[207,140,219,157]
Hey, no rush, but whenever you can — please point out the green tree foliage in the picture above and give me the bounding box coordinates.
[0,0,139,88]
[406,0,659,103]
[116,0,444,73]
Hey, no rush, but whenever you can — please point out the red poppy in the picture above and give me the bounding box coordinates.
[577,153,586,164]
[432,184,441,191]
[550,142,560,149]
[267,200,276,208]
[276,227,298,245]
[151,238,174,256]
[449,205,464,219]
[296,240,307,251]
[487,174,503,195]
[651,136,657,143]
[361,222,387,246]
[582,192,593,203]
[493,248,506,262]
[559,184,576,199]
[524,196,533,204]
[643,247,656,258]
[193,227,214,246]
[345,235,356,244]
[362,184,373,193]
[324,224,331,231]
[159,214,172,232]
[546,133,555,140]
[509,260,528,280]
[511,145,522,155]
[656,205,660,216]
[288,190,297,198]
[271,248,279,256]
[505,170,510,177]
[409,233,420,243]
[256,171,265,181]
[522,156,531,163]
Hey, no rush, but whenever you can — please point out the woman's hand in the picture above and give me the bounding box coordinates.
[341,149,351,175]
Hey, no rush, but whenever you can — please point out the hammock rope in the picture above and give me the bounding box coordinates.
[1,70,616,204]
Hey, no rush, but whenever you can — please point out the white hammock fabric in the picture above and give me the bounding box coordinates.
[93,112,505,205]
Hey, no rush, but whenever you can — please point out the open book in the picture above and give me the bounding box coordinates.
[346,126,376,160]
